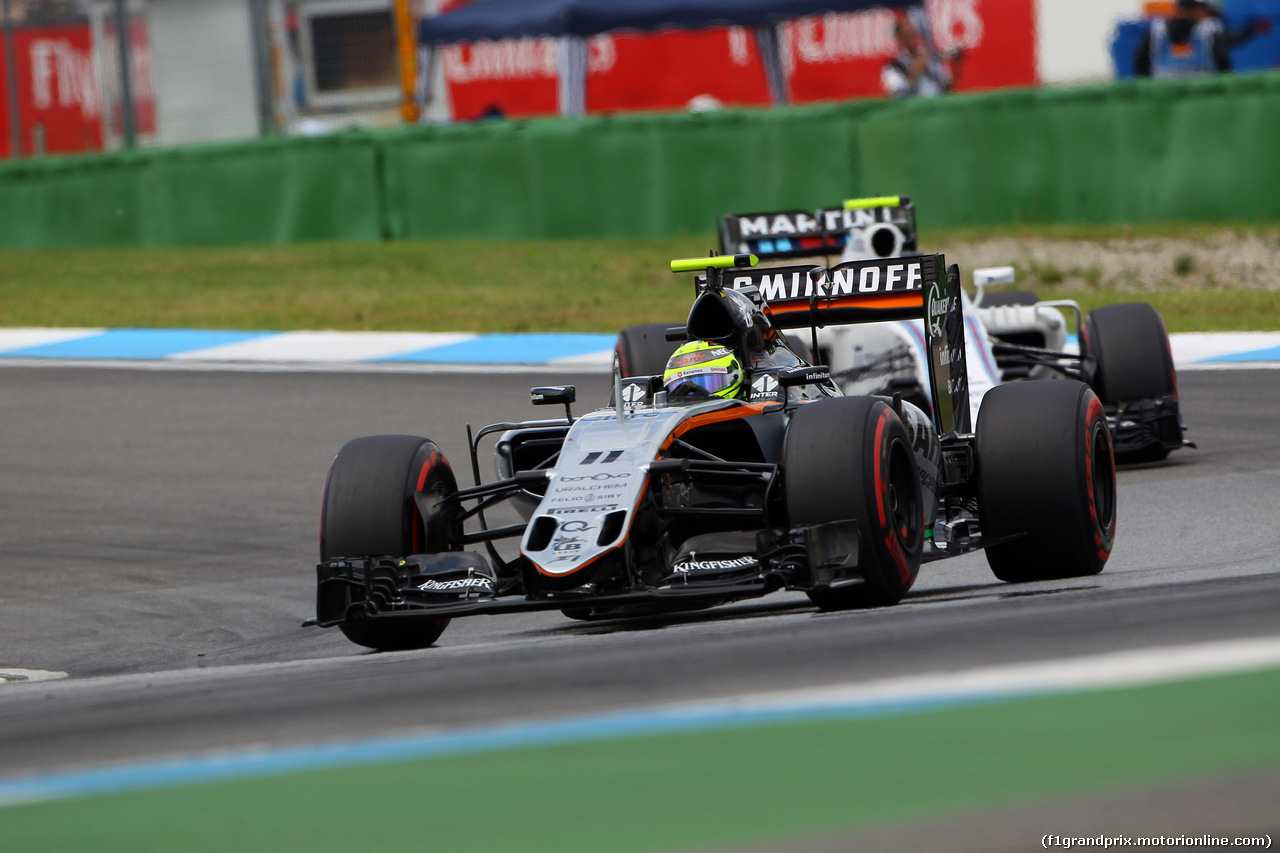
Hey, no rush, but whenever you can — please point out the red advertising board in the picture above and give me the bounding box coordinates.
[786,0,1038,100]
[0,18,156,158]
[586,27,773,114]
[437,0,1037,121]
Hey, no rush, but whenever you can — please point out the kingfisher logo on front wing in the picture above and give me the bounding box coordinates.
[673,556,757,573]
[417,577,493,593]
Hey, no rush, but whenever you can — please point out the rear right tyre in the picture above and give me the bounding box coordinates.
[615,323,683,378]
[976,381,1116,583]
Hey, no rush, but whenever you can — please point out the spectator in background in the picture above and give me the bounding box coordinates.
[882,9,964,98]
[4,0,87,25]
[1133,0,1270,78]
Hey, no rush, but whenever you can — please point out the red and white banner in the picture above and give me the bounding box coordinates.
[436,0,1037,122]
[0,18,156,157]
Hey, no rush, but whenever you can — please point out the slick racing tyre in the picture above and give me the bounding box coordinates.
[1082,302,1179,463]
[784,397,923,610]
[976,381,1116,583]
[321,435,460,650]
[615,323,683,378]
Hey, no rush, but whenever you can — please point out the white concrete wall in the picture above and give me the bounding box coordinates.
[1036,0,1136,83]
[146,0,259,145]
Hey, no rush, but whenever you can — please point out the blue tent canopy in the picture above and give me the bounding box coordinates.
[417,0,916,113]
[419,0,912,44]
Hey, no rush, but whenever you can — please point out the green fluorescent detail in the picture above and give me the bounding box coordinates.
[670,254,757,272]
[844,196,901,210]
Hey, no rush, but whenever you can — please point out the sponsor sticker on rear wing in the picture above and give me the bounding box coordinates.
[723,255,934,326]
[723,254,970,436]
[927,262,972,435]
[718,197,917,261]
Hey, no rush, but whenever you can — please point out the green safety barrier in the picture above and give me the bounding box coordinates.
[0,131,384,248]
[378,99,878,241]
[0,72,1276,248]
[855,72,1280,228]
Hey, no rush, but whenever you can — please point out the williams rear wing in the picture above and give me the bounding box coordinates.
[718,196,918,262]
[723,254,971,435]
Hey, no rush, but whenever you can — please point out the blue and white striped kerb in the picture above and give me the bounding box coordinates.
[0,328,1278,370]
[0,329,617,367]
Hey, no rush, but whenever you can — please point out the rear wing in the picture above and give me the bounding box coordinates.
[718,196,918,262]
[721,254,970,435]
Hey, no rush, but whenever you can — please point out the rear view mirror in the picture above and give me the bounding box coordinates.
[531,385,575,423]
[531,386,575,406]
[777,365,831,388]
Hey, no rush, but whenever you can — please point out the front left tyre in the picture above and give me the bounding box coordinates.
[783,396,924,610]
[1081,302,1181,464]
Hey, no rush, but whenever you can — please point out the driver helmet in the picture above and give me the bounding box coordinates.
[663,341,744,399]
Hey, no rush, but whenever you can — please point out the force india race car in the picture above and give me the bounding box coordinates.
[620,197,1191,465]
[312,252,1117,651]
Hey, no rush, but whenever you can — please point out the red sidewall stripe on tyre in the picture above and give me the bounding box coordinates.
[872,408,912,585]
[412,450,444,554]
[1083,395,1114,564]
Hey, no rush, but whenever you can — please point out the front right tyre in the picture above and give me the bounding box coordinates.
[320,434,460,650]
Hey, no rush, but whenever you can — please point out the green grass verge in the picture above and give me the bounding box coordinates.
[0,223,1277,334]
[0,238,707,333]
[4,667,1279,853]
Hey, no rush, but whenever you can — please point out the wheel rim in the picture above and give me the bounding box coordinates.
[1091,422,1116,532]
[887,441,922,551]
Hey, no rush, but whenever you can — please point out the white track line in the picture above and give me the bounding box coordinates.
[671,635,1280,717]
[0,669,67,685]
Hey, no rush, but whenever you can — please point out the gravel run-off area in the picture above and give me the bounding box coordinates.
[936,229,1280,292]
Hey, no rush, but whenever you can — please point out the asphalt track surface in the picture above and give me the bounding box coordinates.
[1,364,1279,844]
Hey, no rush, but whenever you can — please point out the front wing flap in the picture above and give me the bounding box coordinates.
[315,520,866,625]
